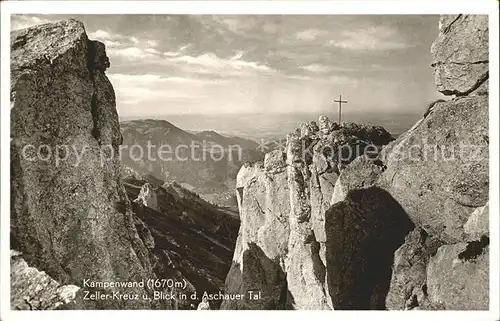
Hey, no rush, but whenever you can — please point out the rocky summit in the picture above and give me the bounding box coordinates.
[222,14,489,310]
[221,116,394,310]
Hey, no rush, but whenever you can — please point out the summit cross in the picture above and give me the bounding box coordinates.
[333,95,348,125]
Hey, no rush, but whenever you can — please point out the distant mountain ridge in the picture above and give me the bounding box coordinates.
[120,112,422,142]
[120,119,264,207]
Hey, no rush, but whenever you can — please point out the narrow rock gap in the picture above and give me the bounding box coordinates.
[236,187,244,206]
[90,93,99,142]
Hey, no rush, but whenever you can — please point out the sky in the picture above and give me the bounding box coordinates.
[11,14,444,117]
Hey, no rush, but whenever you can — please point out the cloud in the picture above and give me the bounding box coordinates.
[213,16,259,35]
[301,64,331,74]
[329,25,414,51]
[10,14,436,116]
[108,73,223,86]
[326,75,359,86]
[11,15,51,30]
[262,22,279,34]
[145,48,162,55]
[108,73,224,106]
[108,73,167,85]
[106,41,273,82]
[88,29,159,51]
[146,40,158,47]
[295,29,327,41]
[89,29,112,40]
[163,45,190,57]
[88,29,123,48]
[171,52,274,75]
[109,47,156,60]
[164,51,182,57]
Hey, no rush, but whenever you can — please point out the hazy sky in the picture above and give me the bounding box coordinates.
[12,14,443,117]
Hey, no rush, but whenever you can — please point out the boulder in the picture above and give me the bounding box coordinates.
[378,96,488,243]
[431,15,489,95]
[299,122,313,138]
[285,229,331,310]
[325,187,413,310]
[11,250,80,310]
[236,162,263,188]
[341,122,394,146]
[318,115,333,135]
[310,168,337,243]
[464,202,489,241]
[331,155,386,205]
[308,121,320,133]
[221,161,290,309]
[426,240,489,310]
[380,14,490,311]
[221,243,288,310]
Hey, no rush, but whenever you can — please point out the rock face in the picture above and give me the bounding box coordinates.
[10,20,163,308]
[223,14,489,311]
[221,117,394,310]
[379,95,488,243]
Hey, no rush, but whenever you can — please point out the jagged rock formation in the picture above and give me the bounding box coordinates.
[134,183,159,211]
[223,14,489,310]
[11,250,80,310]
[10,19,165,309]
[221,118,394,310]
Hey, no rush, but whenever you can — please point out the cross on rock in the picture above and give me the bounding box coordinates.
[333,95,348,125]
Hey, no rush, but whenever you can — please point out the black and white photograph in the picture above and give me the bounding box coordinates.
[0,1,499,320]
